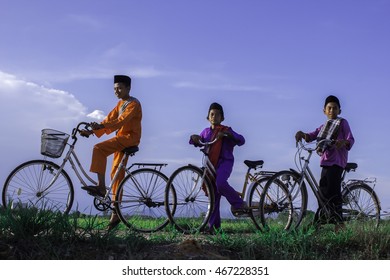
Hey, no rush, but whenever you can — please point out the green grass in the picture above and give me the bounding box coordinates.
[0,207,389,260]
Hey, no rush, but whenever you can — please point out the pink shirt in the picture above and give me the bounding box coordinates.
[307,119,355,168]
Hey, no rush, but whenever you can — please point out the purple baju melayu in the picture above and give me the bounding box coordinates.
[190,126,245,229]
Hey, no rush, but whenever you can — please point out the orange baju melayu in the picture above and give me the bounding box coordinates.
[90,97,142,199]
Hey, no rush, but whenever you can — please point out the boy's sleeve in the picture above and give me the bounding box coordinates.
[342,119,355,150]
[189,128,208,146]
[230,128,245,146]
[93,105,119,138]
[306,126,322,142]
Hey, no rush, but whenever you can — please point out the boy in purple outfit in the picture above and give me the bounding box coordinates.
[295,95,355,230]
[190,102,248,232]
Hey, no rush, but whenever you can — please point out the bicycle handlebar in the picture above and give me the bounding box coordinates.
[198,138,219,146]
[197,133,230,146]
[72,122,92,138]
[297,138,335,152]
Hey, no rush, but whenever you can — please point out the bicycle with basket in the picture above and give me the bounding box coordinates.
[2,122,173,232]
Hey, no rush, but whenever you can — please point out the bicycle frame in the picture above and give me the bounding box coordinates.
[41,134,96,195]
[343,177,376,189]
[42,122,167,203]
[197,140,274,206]
[240,168,275,200]
[290,146,326,206]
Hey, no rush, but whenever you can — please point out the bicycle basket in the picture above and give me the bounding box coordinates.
[40,129,70,158]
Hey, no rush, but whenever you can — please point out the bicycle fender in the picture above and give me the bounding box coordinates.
[187,163,201,170]
[288,168,302,177]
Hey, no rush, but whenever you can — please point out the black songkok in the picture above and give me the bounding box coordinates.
[114,75,131,87]
[207,102,225,121]
[324,95,341,108]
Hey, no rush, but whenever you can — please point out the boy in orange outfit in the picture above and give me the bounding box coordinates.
[81,75,142,229]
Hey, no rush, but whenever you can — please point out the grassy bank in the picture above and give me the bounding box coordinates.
[0,207,389,260]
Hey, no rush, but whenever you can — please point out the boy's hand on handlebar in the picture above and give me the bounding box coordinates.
[217,131,230,139]
[335,139,350,149]
[90,122,104,130]
[191,134,202,145]
[295,131,307,146]
[80,129,93,138]
[218,131,239,143]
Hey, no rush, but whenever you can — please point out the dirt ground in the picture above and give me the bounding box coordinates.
[0,235,238,260]
[137,238,236,260]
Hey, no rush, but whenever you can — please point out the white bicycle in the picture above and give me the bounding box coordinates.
[2,122,173,232]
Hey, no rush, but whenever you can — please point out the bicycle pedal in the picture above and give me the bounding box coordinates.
[88,191,103,198]
[232,211,250,218]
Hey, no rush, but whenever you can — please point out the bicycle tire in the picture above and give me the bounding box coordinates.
[2,159,74,214]
[165,165,214,234]
[260,170,306,230]
[115,168,170,232]
[341,182,381,228]
[248,176,272,231]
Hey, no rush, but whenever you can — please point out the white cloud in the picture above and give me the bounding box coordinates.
[0,71,106,213]
[0,71,105,165]
[0,71,87,130]
[87,110,106,120]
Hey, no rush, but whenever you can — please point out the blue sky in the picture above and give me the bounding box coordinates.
[1,0,389,216]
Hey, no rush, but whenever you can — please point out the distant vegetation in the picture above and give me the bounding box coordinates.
[0,207,389,260]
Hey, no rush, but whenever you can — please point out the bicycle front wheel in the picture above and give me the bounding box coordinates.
[264,170,308,230]
[2,160,74,214]
[260,170,306,230]
[248,176,272,231]
[115,168,170,232]
[342,182,381,228]
[165,165,214,234]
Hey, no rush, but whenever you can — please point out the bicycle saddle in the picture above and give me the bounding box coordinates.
[122,146,139,156]
[345,162,358,172]
[244,160,264,169]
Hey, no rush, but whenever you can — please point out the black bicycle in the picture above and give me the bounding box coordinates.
[259,139,381,230]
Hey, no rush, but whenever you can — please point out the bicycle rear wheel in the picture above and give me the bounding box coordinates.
[2,160,74,214]
[165,165,214,233]
[342,182,381,228]
[115,168,170,232]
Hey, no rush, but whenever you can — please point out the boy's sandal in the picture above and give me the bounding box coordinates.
[231,203,250,215]
[81,186,106,197]
[106,219,121,231]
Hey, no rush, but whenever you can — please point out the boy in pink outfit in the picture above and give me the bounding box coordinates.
[295,95,355,229]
